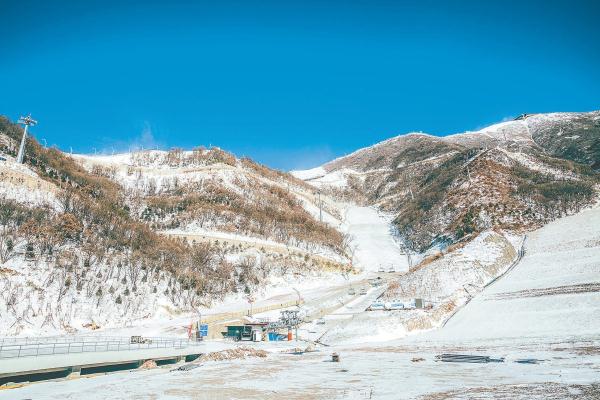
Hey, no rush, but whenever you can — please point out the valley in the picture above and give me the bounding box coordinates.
[0,111,599,398]
[3,201,599,399]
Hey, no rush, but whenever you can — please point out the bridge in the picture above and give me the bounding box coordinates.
[0,336,204,385]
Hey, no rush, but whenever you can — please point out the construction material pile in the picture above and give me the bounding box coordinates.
[282,344,319,355]
[140,360,158,369]
[436,354,505,363]
[197,347,268,363]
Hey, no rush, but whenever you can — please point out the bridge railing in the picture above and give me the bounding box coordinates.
[0,337,201,359]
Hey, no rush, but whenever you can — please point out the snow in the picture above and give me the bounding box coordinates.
[318,230,518,345]
[500,148,579,180]
[0,252,195,337]
[3,195,600,400]
[290,166,326,180]
[162,227,346,264]
[4,335,599,400]
[2,113,600,398]
[321,132,433,169]
[298,196,341,226]
[293,167,361,189]
[74,152,133,164]
[0,182,58,208]
[444,119,534,146]
[341,205,409,273]
[414,203,600,344]
[310,169,350,187]
[0,159,60,209]
[292,111,600,189]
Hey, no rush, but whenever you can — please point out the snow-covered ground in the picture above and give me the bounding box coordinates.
[5,201,598,399]
[341,205,409,273]
[317,230,518,345]
[0,159,60,208]
[77,203,407,338]
[414,203,600,345]
[4,335,598,399]
[3,118,600,398]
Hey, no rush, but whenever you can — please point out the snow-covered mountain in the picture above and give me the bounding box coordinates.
[293,111,600,251]
[316,111,599,174]
[71,148,349,262]
[0,116,353,336]
[0,110,598,337]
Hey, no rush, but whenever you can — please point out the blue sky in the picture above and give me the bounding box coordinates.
[1,0,599,170]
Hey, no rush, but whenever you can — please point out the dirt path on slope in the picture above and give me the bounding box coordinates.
[490,282,600,300]
[161,231,347,268]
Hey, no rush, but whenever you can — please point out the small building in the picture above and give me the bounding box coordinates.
[222,319,269,341]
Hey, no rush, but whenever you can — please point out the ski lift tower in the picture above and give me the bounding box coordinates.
[17,114,37,164]
[279,309,302,341]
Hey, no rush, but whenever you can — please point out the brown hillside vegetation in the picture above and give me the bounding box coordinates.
[394,148,597,250]
[315,113,599,251]
[0,116,344,316]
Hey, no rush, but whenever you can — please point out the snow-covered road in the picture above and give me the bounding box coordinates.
[342,206,409,273]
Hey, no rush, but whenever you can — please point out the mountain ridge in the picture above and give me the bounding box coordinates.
[294,110,600,251]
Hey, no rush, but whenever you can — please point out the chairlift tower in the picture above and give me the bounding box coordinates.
[17,115,37,164]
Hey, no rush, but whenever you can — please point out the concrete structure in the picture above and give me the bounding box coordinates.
[0,343,203,385]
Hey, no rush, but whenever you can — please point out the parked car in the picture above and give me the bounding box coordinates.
[403,299,417,309]
[386,301,405,310]
[316,318,326,325]
[359,288,367,295]
[370,277,383,287]
[369,302,386,311]
[348,288,356,295]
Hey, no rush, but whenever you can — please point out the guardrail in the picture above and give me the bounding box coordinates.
[0,336,201,359]
[0,335,186,346]
[440,235,527,328]
[483,235,527,289]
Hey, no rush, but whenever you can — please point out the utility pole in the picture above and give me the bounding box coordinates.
[465,153,472,184]
[17,115,37,164]
[318,190,323,222]
[405,171,414,200]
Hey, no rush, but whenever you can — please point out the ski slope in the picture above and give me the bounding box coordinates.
[342,205,409,273]
[418,203,600,344]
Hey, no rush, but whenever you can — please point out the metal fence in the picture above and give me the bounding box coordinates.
[0,336,201,359]
[0,335,176,346]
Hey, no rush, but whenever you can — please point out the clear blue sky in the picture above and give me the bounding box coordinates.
[1,0,599,170]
